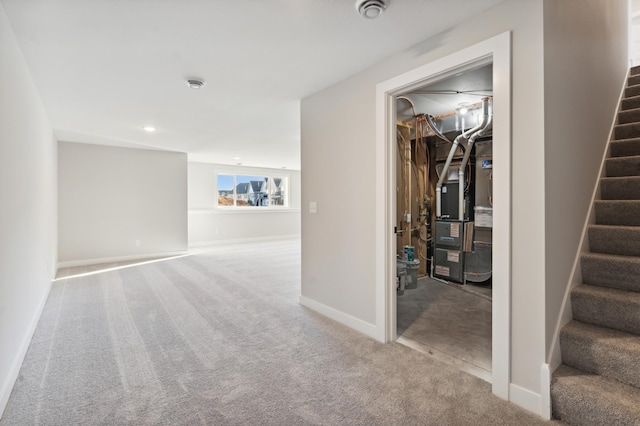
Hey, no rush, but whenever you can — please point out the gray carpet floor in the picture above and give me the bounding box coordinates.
[1,240,560,425]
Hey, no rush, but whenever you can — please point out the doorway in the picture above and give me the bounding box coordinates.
[394,63,494,382]
[374,32,511,399]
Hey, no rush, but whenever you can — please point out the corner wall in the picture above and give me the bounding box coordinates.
[302,0,546,410]
[58,142,188,265]
[0,4,57,417]
[543,0,629,365]
[188,162,301,246]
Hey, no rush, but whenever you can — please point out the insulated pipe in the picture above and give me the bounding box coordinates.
[425,114,452,144]
[435,108,488,219]
[457,97,492,219]
[396,96,417,118]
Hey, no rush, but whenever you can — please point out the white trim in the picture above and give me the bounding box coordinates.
[510,383,542,416]
[57,250,188,269]
[546,68,629,371]
[375,31,512,399]
[299,296,378,340]
[0,280,52,418]
[189,235,301,248]
[540,363,551,420]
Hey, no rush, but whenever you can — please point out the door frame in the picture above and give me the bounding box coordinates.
[374,31,512,400]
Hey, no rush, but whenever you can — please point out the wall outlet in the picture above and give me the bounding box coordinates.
[135,239,141,246]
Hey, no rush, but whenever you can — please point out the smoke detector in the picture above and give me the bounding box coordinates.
[356,0,387,19]
[186,79,205,89]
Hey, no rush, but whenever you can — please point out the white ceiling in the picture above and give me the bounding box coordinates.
[1,0,504,170]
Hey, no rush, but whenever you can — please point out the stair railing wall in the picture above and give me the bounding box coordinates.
[545,70,630,372]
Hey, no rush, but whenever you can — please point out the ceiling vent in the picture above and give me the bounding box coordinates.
[356,0,387,19]
[186,79,205,89]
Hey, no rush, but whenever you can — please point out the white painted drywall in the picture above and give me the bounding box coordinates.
[302,0,549,409]
[188,162,300,246]
[0,4,57,417]
[543,0,628,362]
[58,142,187,264]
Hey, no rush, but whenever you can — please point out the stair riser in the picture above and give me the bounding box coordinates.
[615,123,640,140]
[581,255,640,292]
[605,157,640,177]
[625,85,640,98]
[610,139,640,157]
[629,74,640,87]
[560,331,640,389]
[621,96,640,111]
[600,178,640,200]
[595,201,640,226]
[618,109,640,124]
[572,291,640,335]
[589,227,640,257]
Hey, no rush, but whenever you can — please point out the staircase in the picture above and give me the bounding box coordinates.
[551,67,640,425]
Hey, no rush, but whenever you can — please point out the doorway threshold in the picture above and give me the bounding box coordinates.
[396,335,491,383]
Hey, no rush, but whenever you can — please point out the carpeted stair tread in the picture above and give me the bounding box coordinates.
[595,200,640,226]
[551,364,640,425]
[624,84,640,99]
[571,285,640,335]
[615,122,640,140]
[605,155,640,177]
[589,224,640,256]
[631,65,640,76]
[560,321,640,388]
[621,95,640,111]
[581,252,640,292]
[618,107,640,124]
[610,138,640,157]
[600,176,640,199]
[629,73,640,87]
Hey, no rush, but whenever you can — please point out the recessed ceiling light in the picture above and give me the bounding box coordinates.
[143,126,156,132]
[233,157,241,160]
[186,79,205,89]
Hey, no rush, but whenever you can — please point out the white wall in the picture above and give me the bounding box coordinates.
[301,0,548,412]
[188,162,300,246]
[58,142,187,265]
[0,4,57,417]
[543,0,628,364]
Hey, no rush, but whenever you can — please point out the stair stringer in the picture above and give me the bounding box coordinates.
[545,69,629,375]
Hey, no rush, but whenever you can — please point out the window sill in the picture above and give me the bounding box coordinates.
[189,208,301,215]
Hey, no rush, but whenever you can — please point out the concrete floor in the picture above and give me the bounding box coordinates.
[397,276,492,381]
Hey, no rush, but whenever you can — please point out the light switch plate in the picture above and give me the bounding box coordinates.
[309,202,317,213]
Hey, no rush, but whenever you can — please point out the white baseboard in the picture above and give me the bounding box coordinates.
[540,363,551,420]
[299,296,378,340]
[57,250,188,269]
[189,234,301,248]
[0,280,52,419]
[510,383,542,419]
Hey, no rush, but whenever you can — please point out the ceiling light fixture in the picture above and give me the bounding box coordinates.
[457,103,469,115]
[355,0,387,19]
[186,79,205,89]
[142,126,156,132]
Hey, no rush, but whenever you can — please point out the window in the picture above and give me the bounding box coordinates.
[217,174,288,208]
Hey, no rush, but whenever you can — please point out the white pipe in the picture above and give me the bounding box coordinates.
[458,98,492,219]
[435,107,487,219]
